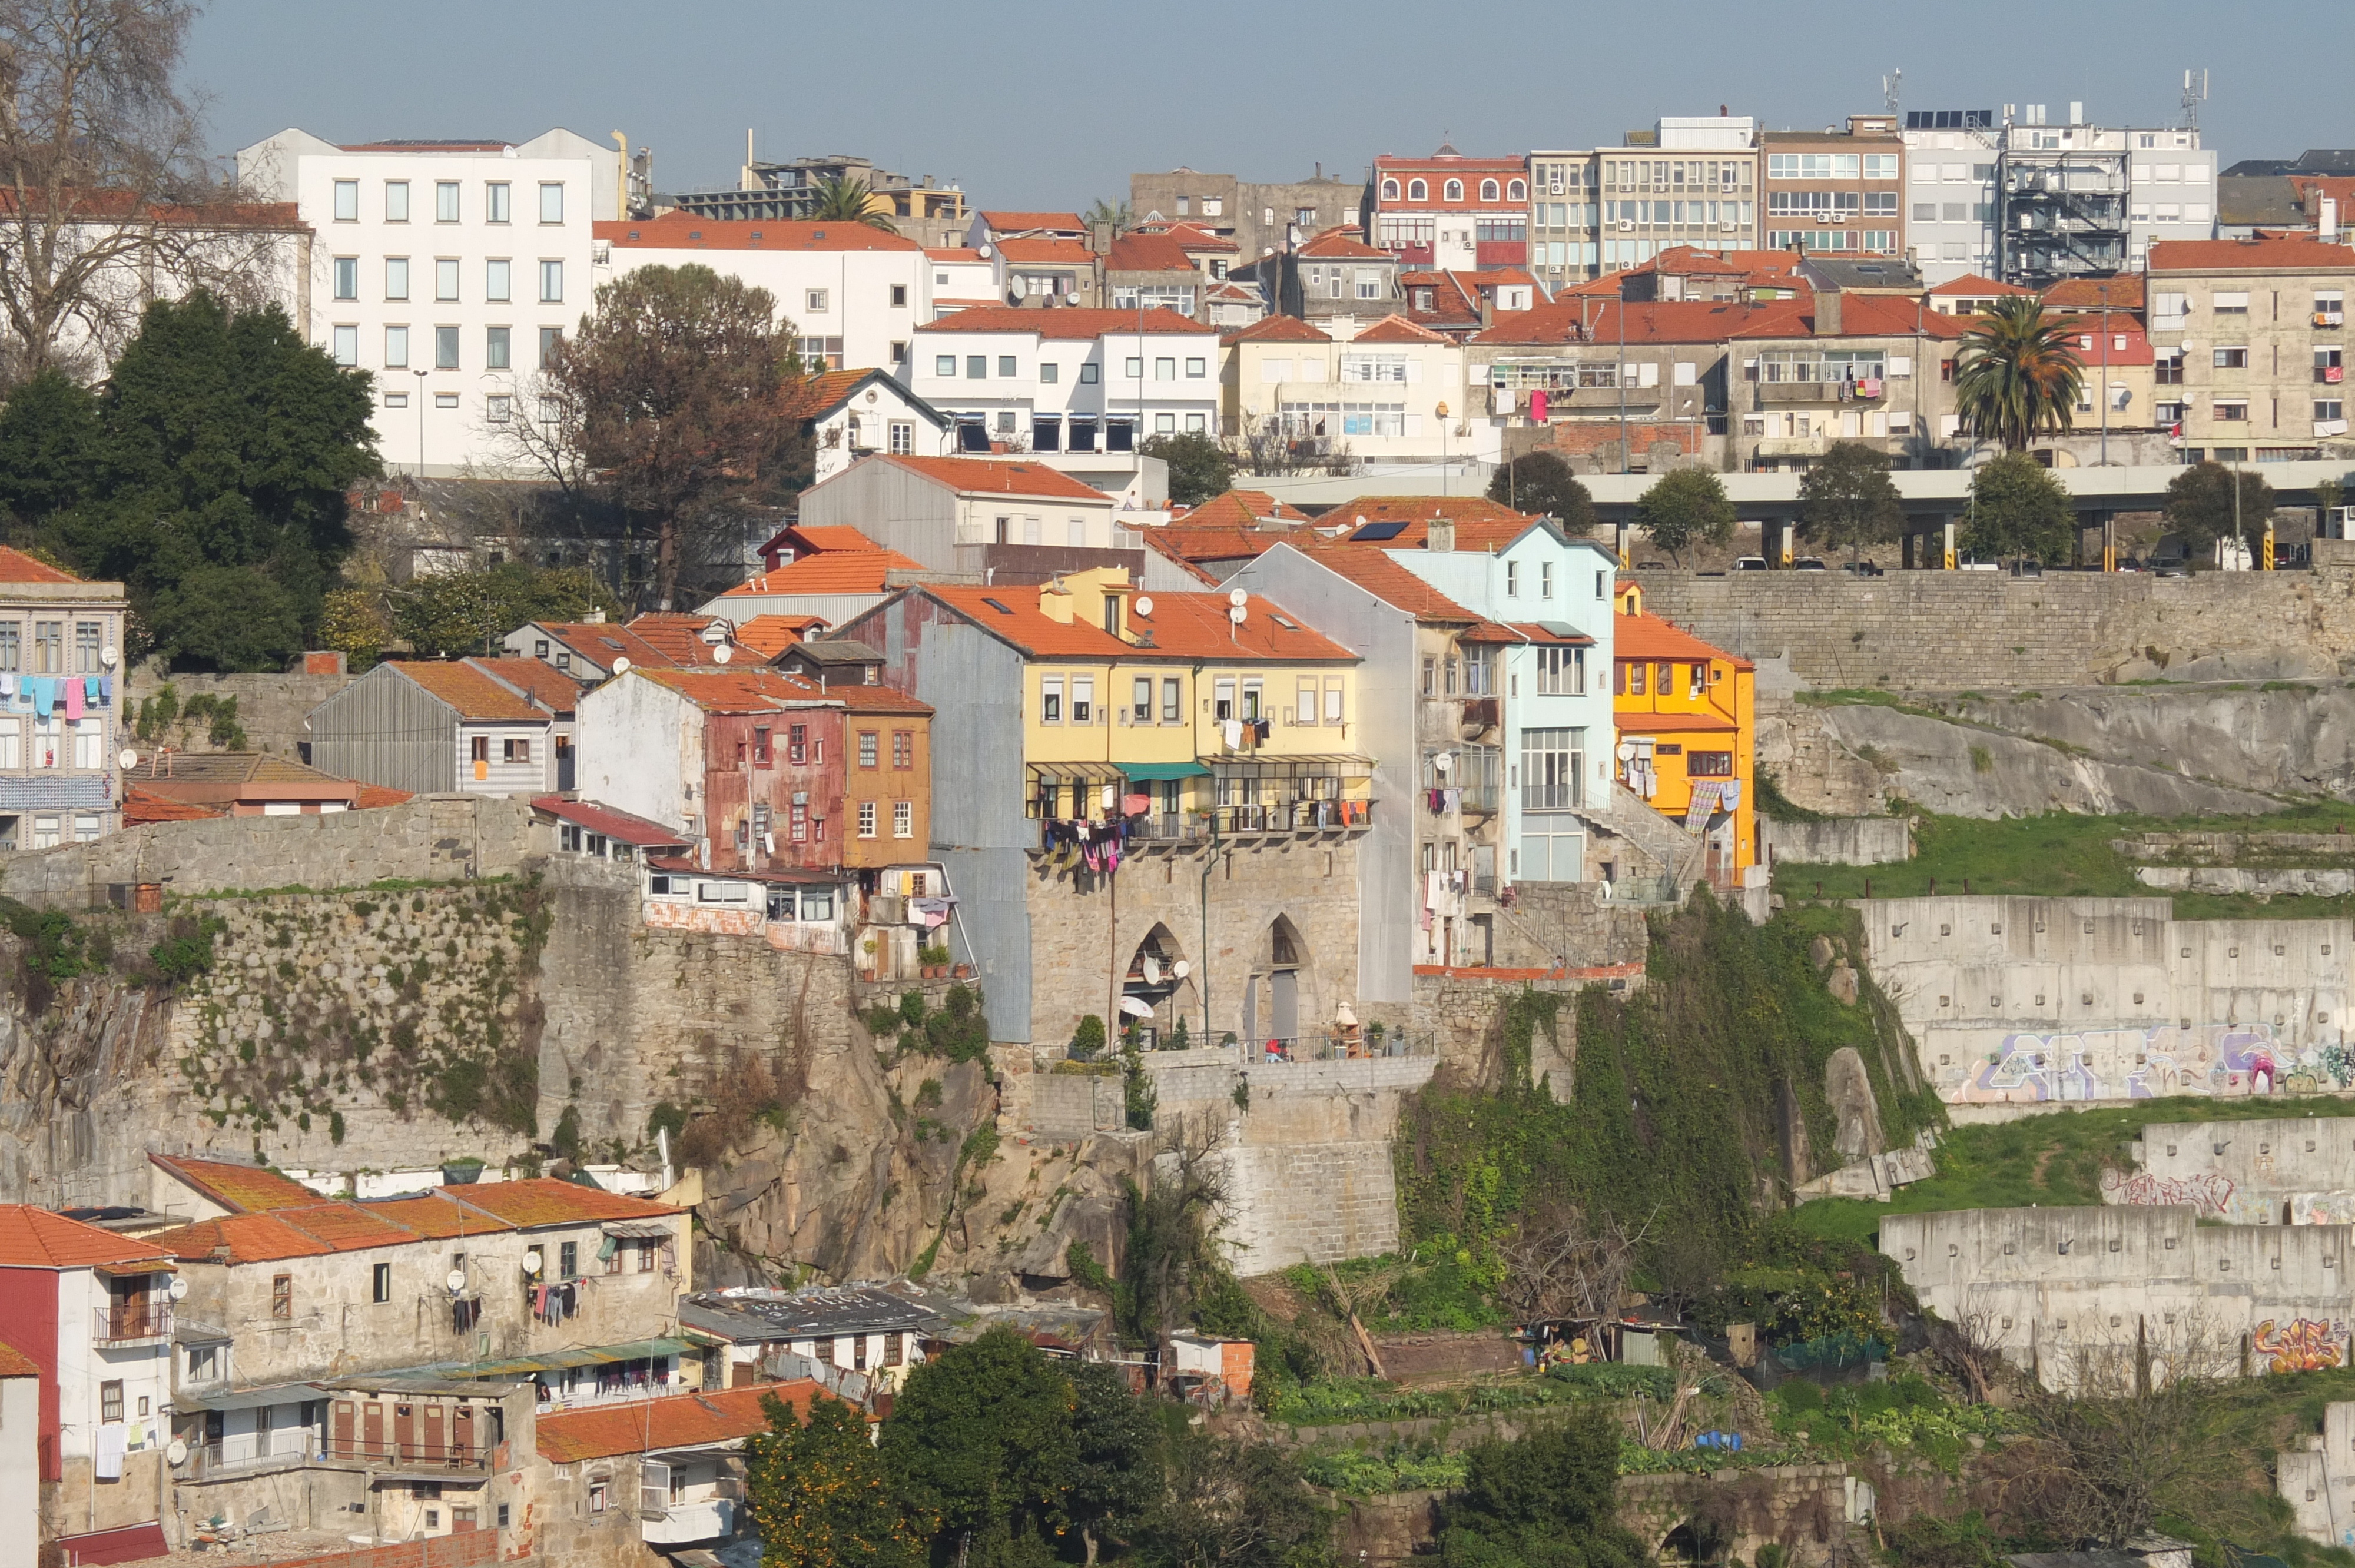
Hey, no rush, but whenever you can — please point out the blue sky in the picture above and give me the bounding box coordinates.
[192,1,2353,208]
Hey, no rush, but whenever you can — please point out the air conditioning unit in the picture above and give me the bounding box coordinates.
[1619,220,1634,232]
[1550,181,1565,195]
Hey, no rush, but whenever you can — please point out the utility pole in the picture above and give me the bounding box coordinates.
[1616,278,1628,474]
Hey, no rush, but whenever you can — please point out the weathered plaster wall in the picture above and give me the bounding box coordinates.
[1762,816,1914,867]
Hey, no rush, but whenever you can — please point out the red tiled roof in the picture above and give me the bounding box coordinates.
[2148,237,2355,272]
[994,237,1093,266]
[980,211,1086,233]
[536,1382,827,1463]
[1283,544,1481,623]
[778,369,881,422]
[359,1193,508,1240]
[1929,273,2033,298]
[274,1203,424,1253]
[144,1212,333,1264]
[1614,610,1752,667]
[1327,496,1544,549]
[1159,222,1236,253]
[1350,314,1450,344]
[623,614,749,667]
[535,623,679,670]
[1222,315,1328,345]
[122,789,223,825]
[532,795,692,848]
[354,783,413,809]
[0,1207,175,1270]
[1297,227,1391,261]
[1106,231,1197,273]
[150,1155,328,1214]
[1139,527,1287,564]
[449,1178,679,1228]
[927,247,984,263]
[390,661,549,723]
[919,583,1353,662]
[834,684,933,715]
[0,1341,39,1377]
[719,550,925,599]
[595,217,921,253]
[2042,275,2147,310]
[914,306,1216,338]
[871,454,1113,500]
[785,525,890,554]
[734,615,826,657]
[0,547,79,583]
[632,666,824,713]
[464,657,584,715]
[1170,490,1314,529]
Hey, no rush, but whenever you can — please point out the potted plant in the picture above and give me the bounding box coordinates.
[860,935,880,983]
[918,942,951,978]
[951,960,975,981]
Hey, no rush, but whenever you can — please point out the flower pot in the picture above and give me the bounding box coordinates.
[952,963,974,981]
[860,968,878,984]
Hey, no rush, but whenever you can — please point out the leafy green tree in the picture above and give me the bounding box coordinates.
[1962,453,2074,564]
[389,562,618,658]
[747,1392,924,1568]
[1797,441,1905,562]
[1142,431,1235,508]
[880,1327,1080,1567]
[1066,1362,1159,1564]
[0,368,100,518]
[149,565,306,673]
[1487,451,1596,534]
[1439,1408,1647,1568]
[1143,1429,1331,1568]
[2162,460,2274,566]
[316,585,390,669]
[1954,297,2084,452]
[1634,467,1735,566]
[808,175,898,233]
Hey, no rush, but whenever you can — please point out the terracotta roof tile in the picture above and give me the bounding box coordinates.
[1222,315,1329,345]
[927,247,984,263]
[390,661,550,723]
[994,237,1094,266]
[918,583,1352,662]
[463,657,585,715]
[0,1341,40,1377]
[595,217,921,253]
[1349,314,1450,344]
[358,1193,508,1241]
[2148,237,2355,271]
[0,547,80,584]
[913,306,1216,338]
[1325,496,1544,550]
[0,1206,177,1270]
[1296,227,1391,261]
[536,1382,827,1463]
[980,211,1086,233]
[449,1178,681,1229]
[531,796,692,848]
[1170,491,1313,529]
[734,615,826,657]
[1283,544,1481,623]
[719,551,925,599]
[121,789,224,824]
[151,1155,329,1213]
[632,667,824,713]
[1106,231,1196,273]
[871,454,1113,500]
[1929,273,2034,297]
[144,1212,336,1263]
[623,614,750,667]
[1613,610,1751,667]
[275,1204,427,1253]
[535,623,681,670]
[354,784,414,809]
[2042,275,2147,310]
[782,526,891,555]
[778,368,883,422]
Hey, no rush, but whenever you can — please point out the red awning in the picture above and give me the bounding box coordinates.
[58,1522,170,1566]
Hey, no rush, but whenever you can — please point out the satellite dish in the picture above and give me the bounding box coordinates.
[101,646,119,668]
[446,1269,467,1294]
[167,1276,189,1301]
[1434,752,1453,772]
[117,749,138,770]
[977,242,994,259]
[1143,956,1163,985]
[864,388,878,404]
[1066,293,1081,306]
[1228,606,1247,624]
[1616,741,1637,760]
[1133,596,1154,617]
[523,1250,543,1276]
[1172,959,1192,979]
[166,1440,188,1466]
[712,645,733,665]
[1228,587,1248,607]
[612,657,632,675]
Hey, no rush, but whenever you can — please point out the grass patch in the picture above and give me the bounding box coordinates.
[1772,802,2355,912]
[1787,1093,2355,1246]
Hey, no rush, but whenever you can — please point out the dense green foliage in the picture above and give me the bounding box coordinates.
[879,1328,1092,1564]
[388,562,619,657]
[2164,460,2276,564]
[1953,298,2084,451]
[1140,431,1235,508]
[747,1393,924,1568]
[1144,1429,1332,1568]
[1962,452,2074,563]
[1395,897,1935,1316]
[1797,441,1904,560]
[1438,1409,1647,1568]
[1633,467,1734,564]
[0,294,380,668]
[1487,452,1596,534]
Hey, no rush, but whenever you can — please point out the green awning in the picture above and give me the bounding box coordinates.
[1122,762,1211,781]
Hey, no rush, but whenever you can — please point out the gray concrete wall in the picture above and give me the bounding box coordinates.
[123,666,353,760]
[1762,816,1913,866]
[2108,1117,2355,1225]
[1861,895,2355,1109]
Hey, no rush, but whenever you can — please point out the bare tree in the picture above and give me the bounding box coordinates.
[1923,1305,2009,1406]
[1497,1199,1651,1324]
[0,0,280,380]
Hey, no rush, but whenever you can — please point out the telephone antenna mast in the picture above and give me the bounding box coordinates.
[1883,69,1902,118]
[2181,68,2208,132]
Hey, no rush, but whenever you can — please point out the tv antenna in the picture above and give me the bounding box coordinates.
[2181,69,2208,133]
[1883,69,1902,118]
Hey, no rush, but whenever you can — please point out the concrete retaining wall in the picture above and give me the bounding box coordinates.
[1763,816,1913,866]
[124,665,354,759]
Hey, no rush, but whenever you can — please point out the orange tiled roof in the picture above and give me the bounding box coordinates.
[1222,315,1328,345]
[2148,236,2355,272]
[1171,490,1313,529]
[1613,610,1752,667]
[0,546,79,584]
[535,623,681,670]
[785,525,891,554]
[391,661,550,723]
[360,1193,505,1240]
[1349,314,1450,344]
[873,454,1113,500]
[981,210,1086,233]
[145,1212,336,1263]
[122,788,223,825]
[464,657,585,714]
[1327,496,1545,550]
[0,1206,175,1270]
[719,550,924,598]
[1285,544,1481,623]
[778,368,881,421]
[920,583,1352,663]
[2042,275,2147,311]
[0,1341,39,1377]
[355,783,413,809]
[735,614,826,657]
[927,247,984,263]
[151,1155,330,1213]
[914,306,1216,339]
[994,237,1093,267]
[1929,273,2033,298]
[1106,231,1197,273]
[1296,227,1391,261]
[536,1382,826,1463]
[448,1178,681,1228]
[595,217,921,253]
[623,614,749,667]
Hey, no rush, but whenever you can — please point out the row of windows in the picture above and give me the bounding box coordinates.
[0,717,108,770]
[331,255,562,304]
[0,620,106,673]
[1767,152,1900,181]
[854,799,917,839]
[2,811,105,849]
[853,730,918,770]
[1604,200,1756,228]
[331,178,562,225]
[1423,648,1584,696]
[1618,659,1715,697]
[2151,290,2345,320]
[1604,160,1753,194]
[1379,175,1529,204]
[932,354,1207,382]
[351,323,561,373]
[1770,191,1902,217]
[2197,400,2347,422]
[1038,673,1349,727]
[1767,230,1902,254]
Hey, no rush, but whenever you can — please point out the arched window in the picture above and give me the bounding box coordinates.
[1407,178,1428,202]
[1380,178,1399,201]
[1480,179,1500,201]
[1507,178,1527,201]
[1443,179,1464,202]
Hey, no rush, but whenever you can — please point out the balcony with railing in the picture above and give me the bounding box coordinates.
[95,1301,170,1347]
[321,1433,493,1474]
[1246,1029,1439,1065]
[181,1424,323,1481]
[642,1484,745,1546]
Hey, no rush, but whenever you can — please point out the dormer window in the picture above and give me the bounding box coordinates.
[1443,180,1464,202]
[1381,178,1399,201]
[1480,180,1500,201]
[1408,179,1428,202]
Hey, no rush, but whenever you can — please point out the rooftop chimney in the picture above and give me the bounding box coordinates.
[2324,197,2340,244]
[1815,287,1843,337]
[1427,516,1457,553]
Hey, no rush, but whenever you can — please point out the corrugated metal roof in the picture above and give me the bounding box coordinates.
[680,1286,944,1341]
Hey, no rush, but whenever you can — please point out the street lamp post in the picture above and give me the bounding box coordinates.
[1437,402,1450,496]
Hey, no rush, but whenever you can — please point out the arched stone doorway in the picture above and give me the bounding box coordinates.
[1121,923,1196,1049]
[1240,915,1315,1058]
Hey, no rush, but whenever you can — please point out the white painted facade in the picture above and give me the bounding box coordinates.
[1223,325,1487,466]
[0,1369,34,1567]
[236,128,618,477]
[575,672,699,840]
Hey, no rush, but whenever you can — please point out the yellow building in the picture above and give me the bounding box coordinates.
[1610,581,1756,880]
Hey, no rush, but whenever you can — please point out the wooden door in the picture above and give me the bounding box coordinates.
[452,1404,475,1465]
[422,1403,445,1462]
[392,1403,416,1463]
[451,1507,478,1533]
[361,1401,384,1459]
[332,1401,354,1459]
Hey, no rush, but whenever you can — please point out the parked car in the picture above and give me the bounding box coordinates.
[1842,560,1886,577]
[1731,556,1769,572]
[1793,556,1829,571]
[1636,560,1667,571]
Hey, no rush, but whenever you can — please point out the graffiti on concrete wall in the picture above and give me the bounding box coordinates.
[2256,1317,2350,1374]
[2099,1165,2238,1215]
[1938,1024,2353,1105]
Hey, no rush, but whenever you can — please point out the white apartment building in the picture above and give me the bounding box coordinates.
[593,212,931,374]
[1220,314,1488,468]
[1900,109,2002,284]
[236,128,622,476]
[908,306,1221,490]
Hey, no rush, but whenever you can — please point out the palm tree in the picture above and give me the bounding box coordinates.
[807,175,897,233]
[1953,297,2085,451]
[1084,198,1132,235]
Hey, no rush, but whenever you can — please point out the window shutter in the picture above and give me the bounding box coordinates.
[1672,361,1697,386]
[1261,360,1284,383]
[1888,355,1913,377]
[640,1461,669,1518]
[1636,361,1659,388]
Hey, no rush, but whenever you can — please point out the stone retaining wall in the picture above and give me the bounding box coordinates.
[1763,816,1914,866]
